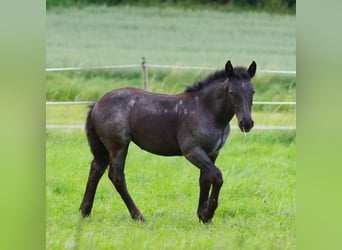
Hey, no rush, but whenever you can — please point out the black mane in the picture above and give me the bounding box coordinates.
[185,70,227,93]
[185,67,250,93]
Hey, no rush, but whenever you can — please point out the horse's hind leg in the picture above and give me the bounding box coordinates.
[80,156,108,217]
[80,105,109,217]
[108,144,145,221]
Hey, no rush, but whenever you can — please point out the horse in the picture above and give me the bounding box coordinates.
[79,60,256,223]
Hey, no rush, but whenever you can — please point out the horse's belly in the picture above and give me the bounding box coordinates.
[132,134,181,156]
[130,122,181,156]
[128,94,183,156]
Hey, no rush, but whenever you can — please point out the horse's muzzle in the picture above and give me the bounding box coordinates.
[238,118,254,133]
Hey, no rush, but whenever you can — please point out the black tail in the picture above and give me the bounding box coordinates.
[80,105,109,217]
[86,105,109,164]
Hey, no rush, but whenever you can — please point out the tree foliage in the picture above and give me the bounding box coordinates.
[46,0,296,12]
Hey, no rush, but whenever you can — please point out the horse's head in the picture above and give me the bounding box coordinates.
[225,60,256,133]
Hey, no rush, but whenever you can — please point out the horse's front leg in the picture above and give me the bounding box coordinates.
[198,170,211,222]
[184,147,223,223]
[200,167,223,222]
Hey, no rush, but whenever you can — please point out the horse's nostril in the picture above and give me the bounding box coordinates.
[239,119,254,132]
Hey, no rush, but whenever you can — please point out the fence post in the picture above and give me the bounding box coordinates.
[141,57,148,90]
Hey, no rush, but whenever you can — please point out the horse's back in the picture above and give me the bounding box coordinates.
[91,88,137,125]
[92,87,183,156]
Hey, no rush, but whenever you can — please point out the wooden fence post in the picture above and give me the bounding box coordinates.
[142,57,148,90]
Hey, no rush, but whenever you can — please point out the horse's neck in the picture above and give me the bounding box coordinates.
[199,84,235,126]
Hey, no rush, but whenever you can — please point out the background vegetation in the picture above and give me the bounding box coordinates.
[47,0,296,13]
[46,6,296,111]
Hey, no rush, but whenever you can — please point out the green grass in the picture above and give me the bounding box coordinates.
[46,129,295,249]
[46,6,295,69]
[46,69,296,100]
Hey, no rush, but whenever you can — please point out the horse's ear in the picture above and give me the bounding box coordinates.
[225,60,234,78]
[248,61,257,77]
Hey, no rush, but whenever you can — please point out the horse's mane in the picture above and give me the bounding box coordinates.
[185,67,249,93]
[185,70,227,93]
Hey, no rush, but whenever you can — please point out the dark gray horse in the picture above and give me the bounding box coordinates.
[80,60,256,223]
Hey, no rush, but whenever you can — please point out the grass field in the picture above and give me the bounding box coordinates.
[46,129,295,249]
[46,5,295,249]
[46,6,295,69]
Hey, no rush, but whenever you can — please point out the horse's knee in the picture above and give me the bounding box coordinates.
[211,168,223,186]
[108,167,124,188]
[199,173,211,187]
[108,167,114,180]
[91,159,107,174]
[199,168,223,186]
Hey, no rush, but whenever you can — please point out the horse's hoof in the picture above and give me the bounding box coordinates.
[79,208,91,218]
[132,214,146,222]
[198,211,213,224]
[199,217,212,224]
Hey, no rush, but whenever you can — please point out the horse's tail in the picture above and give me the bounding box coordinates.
[86,104,109,164]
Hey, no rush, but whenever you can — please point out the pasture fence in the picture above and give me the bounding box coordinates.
[46,58,296,130]
[46,57,296,91]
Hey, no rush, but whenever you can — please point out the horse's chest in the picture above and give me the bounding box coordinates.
[199,128,229,155]
[208,136,223,154]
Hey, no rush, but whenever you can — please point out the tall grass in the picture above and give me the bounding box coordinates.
[46,69,296,112]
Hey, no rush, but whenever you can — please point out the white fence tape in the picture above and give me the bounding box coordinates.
[46,101,94,105]
[46,64,140,72]
[46,125,84,129]
[253,101,296,105]
[46,63,296,75]
[146,64,296,75]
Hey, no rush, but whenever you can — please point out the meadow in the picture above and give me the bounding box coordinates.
[46,129,295,249]
[46,5,295,249]
[46,6,295,69]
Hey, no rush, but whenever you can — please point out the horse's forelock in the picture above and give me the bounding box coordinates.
[232,67,251,79]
